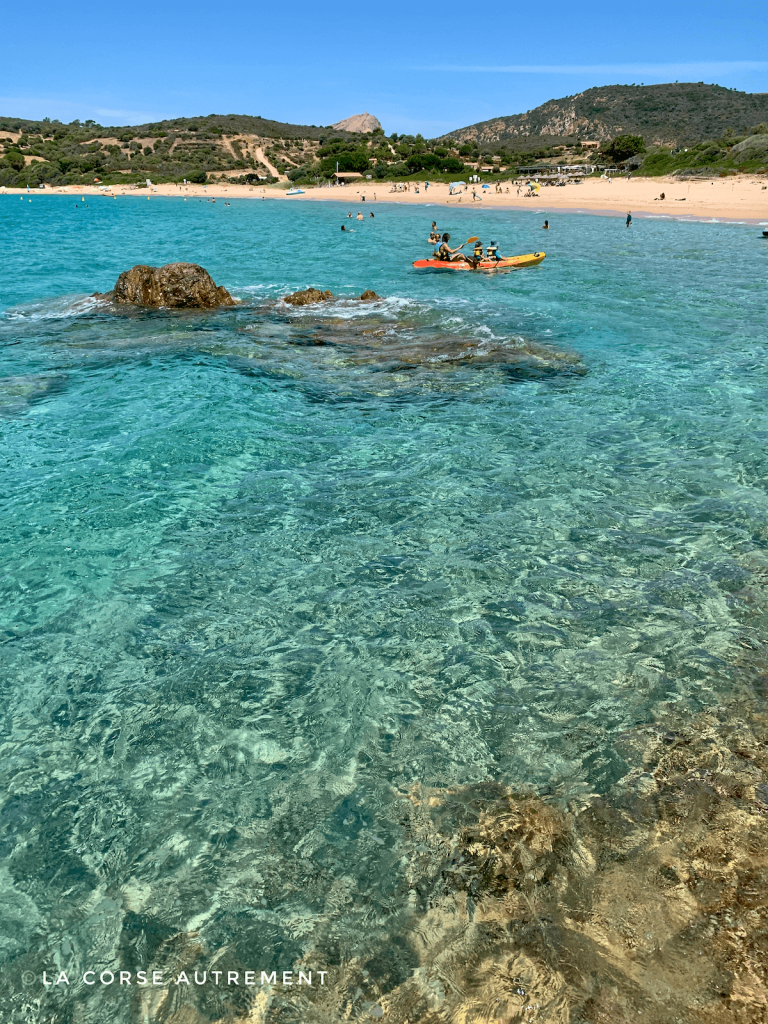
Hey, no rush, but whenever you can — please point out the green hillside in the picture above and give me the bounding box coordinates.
[441,83,768,150]
[3,88,768,189]
[0,113,362,189]
[0,113,469,188]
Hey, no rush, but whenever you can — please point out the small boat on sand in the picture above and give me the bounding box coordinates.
[412,252,546,271]
[285,188,305,196]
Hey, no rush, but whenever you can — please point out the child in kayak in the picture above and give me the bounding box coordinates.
[486,240,501,261]
[471,240,485,266]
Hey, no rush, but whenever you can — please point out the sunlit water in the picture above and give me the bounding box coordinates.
[1,194,768,1021]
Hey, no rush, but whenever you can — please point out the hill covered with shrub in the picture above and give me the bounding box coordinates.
[3,89,767,189]
[442,83,768,150]
[0,112,472,188]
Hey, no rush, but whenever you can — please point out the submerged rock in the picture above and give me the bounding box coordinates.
[112,262,236,308]
[283,287,334,306]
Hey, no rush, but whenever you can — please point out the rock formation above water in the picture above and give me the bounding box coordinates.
[282,288,381,306]
[331,112,382,133]
[112,262,236,308]
[282,287,334,306]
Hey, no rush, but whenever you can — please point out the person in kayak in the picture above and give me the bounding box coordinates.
[435,233,468,262]
[470,240,485,267]
[486,240,501,261]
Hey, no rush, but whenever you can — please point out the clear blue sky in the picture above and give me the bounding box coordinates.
[2,0,766,136]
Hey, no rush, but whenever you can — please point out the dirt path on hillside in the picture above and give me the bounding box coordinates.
[253,147,287,181]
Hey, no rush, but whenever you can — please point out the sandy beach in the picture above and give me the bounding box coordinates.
[4,174,768,222]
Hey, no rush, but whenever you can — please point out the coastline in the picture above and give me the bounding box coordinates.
[4,174,767,223]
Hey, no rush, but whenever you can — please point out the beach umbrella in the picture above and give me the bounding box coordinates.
[481,184,491,189]
[449,181,466,187]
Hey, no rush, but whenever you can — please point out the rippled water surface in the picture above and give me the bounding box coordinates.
[1,195,768,1022]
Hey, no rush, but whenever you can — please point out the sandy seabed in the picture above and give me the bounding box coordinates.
[4,174,768,223]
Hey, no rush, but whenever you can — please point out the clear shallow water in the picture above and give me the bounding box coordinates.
[1,195,768,1021]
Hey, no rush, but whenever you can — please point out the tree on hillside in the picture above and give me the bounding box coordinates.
[3,149,25,171]
[601,134,645,163]
[319,150,369,175]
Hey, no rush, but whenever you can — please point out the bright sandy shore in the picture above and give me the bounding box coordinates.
[4,175,768,222]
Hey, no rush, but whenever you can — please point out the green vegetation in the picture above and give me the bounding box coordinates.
[2,93,765,189]
[0,113,364,188]
[442,83,768,151]
[0,116,444,187]
[600,134,645,163]
[0,117,483,188]
[635,132,768,176]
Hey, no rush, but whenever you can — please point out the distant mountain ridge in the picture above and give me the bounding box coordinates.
[0,112,357,141]
[441,83,768,150]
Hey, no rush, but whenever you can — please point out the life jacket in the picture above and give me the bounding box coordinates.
[473,245,484,260]
[486,245,499,260]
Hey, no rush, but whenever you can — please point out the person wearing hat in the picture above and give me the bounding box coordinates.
[486,240,501,262]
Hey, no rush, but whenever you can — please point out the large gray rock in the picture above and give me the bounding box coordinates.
[730,133,768,160]
[112,262,236,308]
[331,112,382,133]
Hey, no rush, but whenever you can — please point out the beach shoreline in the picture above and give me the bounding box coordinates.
[4,174,767,223]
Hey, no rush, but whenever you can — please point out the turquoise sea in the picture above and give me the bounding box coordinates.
[2,194,768,1022]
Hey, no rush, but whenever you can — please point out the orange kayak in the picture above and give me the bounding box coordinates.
[412,252,546,271]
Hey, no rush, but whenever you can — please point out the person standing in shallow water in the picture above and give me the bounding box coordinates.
[626,211,632,228]
[542,220,549,229]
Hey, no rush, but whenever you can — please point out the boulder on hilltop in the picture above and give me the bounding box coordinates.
[331,112,382,133]
[112,263,236,308]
